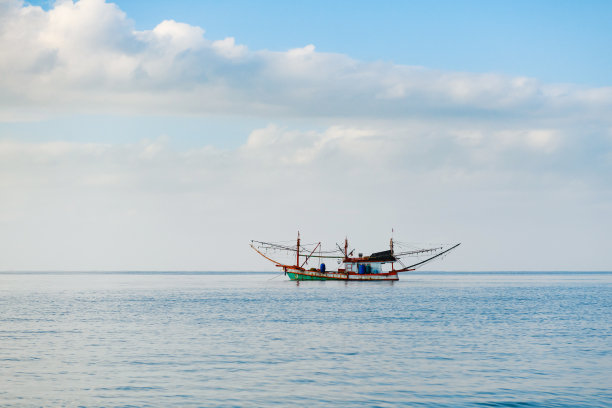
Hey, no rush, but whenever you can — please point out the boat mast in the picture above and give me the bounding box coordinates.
[296,231,300,267]
[391,229,394,272]
[344,237,348,261]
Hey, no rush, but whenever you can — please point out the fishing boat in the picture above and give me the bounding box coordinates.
[251,233,460,281]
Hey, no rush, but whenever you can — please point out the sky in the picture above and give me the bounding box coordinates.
[1,0,611,271]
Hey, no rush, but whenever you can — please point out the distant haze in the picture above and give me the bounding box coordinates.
[1,0,611,271]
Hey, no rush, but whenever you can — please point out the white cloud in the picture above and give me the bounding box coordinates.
[242,124,381,165]
[150,19,206,51]
[287,43,316,57]
[523,130,559,152]
[212,37,247,59]
[1,0,611,122]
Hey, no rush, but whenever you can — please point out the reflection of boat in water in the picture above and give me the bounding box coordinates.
[251,232,460,281]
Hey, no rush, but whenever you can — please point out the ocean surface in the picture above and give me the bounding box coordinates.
[0,272,610,407]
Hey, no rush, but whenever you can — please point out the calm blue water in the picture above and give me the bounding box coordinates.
[1,272,610,407]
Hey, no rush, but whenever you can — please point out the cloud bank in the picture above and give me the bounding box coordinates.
[0,0,611,270]
[2,0,612,120]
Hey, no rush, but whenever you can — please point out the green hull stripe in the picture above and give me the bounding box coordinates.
[286,272,397,281]
[287,272,343,281]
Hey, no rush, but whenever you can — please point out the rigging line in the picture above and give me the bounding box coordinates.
[395,247,442,256]
[252,239,313,247]
[252,242,297,252]
[253,240,337,254]
[299,254,344,259]
[257,246,340,257]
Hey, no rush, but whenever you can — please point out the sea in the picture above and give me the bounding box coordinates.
[0,272,610,407]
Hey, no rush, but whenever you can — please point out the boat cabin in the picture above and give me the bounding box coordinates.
[343,249,397,274]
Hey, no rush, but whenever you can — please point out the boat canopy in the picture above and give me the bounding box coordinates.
[368,250,397,262]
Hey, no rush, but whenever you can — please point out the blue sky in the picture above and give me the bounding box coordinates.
[1,0,611,271]
[29,0,612,86]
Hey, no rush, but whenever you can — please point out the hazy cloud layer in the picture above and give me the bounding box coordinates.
[1,123,610,270]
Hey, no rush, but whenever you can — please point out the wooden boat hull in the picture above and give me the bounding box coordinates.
[286,268,399,281]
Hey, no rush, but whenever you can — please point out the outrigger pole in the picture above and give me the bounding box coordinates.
[300,242,321,268]
[250,242,284,267]
[394,243,461,272]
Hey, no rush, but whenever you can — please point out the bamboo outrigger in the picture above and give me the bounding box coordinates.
[251,232,460,281]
